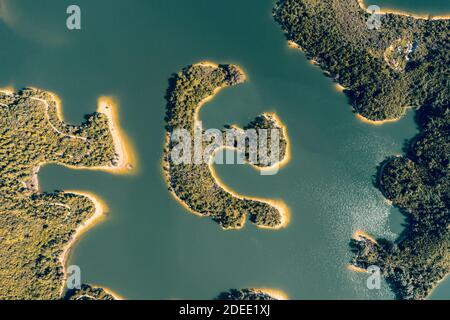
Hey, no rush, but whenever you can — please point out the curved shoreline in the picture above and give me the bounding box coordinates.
[287,40,302,51]
[347,230,379,273]
[347,264,370,274]
[352,229,378,244]
[252,112,291,175]
[20,88,138,184]
[58,190,108,296]
[0,86,15,95]
[42,90,136,174]
[358,0,450,20]
[53,95,136,298]
[89,284,125,300]
[355,113,401,125]
[166,63,291,230]
[68,96,137,175]
[4,87,137,175]
[209,156,291,230]
[15,88,136,298]
[195,64,291,229]
[334,83,346,92]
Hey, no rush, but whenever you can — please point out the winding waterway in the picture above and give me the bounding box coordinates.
[0,0,448,299]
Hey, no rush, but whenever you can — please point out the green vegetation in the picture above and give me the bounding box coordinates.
[242,113,288,168]
[64,284,116,300]
[350,107,449,299]
[273,0,449,299]
[216,289,277,300]
[0,88,119,299]
[163,63,289,229]
[274,0,449,121]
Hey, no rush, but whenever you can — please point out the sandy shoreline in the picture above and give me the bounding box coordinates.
[166,63,291,230]
[12,88,136,298]
[334,83,347,92]
[347,264,370,274]
[58,190,108,296]
[96,96,137,173]
[193,60,220,68]
[11,88,137,176]
[347,230,379,274]
[356,113,401,125]
[0,86,15,95]
[253,112,291,175]
[48,92,136,174]
[287,40,302,51]
[358,0,450,20]
[88,284,125,300]
[352,229,378,244]
[255,288,289,300]
[428,273,450,298]
[209,158,291,230]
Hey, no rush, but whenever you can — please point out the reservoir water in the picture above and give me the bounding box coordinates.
[0,0,448,299]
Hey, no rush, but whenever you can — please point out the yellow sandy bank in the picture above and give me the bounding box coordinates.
[193,61,220,68]
[335,83,347,92]
[287,40,302,51]
[96,96,138,174]
[356,114,401,126]
[358,0,450,20]
[5,87,137,175]
[50,92,136,174]
[256,288,289,300]
[347,264,370,274]
[88,284,125,300]
[348,230,378,274]
[58,190,108,295]
[173,63,291,230]
[0,86,15,95]
[209,158,291,230]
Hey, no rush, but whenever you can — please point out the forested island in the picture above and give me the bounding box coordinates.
[273,0,449,299]
[0,88,132,299]
[163,62,290,229]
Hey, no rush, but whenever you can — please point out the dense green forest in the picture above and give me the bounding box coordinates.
[350,106,449,300]
[0,88,119,299]
[273,0,449,299]
[163,63,289,229]
[274,0,449,121]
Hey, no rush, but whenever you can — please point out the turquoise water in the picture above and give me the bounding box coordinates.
[0,0,448,299]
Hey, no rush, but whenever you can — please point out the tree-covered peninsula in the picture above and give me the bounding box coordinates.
[274,0,448,122]
[163,62,290,229]
[0,88,129,299]
[350,106,449,299]
[273,0,449,299]
[216,288,279,300]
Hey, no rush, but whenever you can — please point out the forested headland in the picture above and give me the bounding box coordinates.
[273,0,449,299]
[0,88,123,299]
[163,63,290,229]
